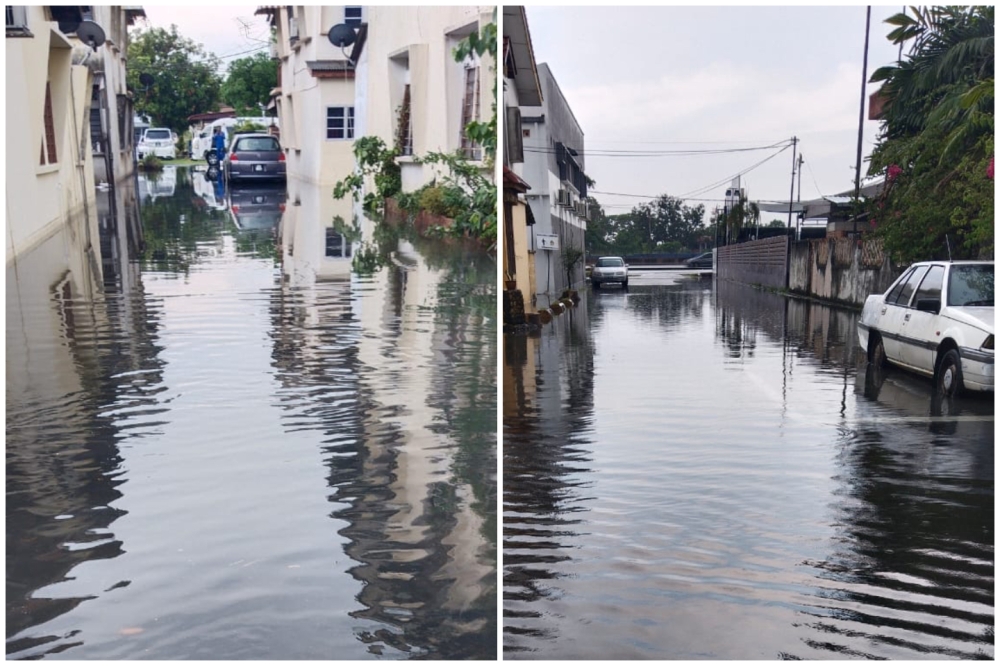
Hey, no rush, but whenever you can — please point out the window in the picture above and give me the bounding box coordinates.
[234,136,280,152]
[459,63,481,160]
[344,6,362,25]
[40,81,57,165]
[397,84,412,156]
[912,265,944,306]
[947,264,994,307]
[6,6,31,36]
[326,106,354,140]
[884,268,914,305]
[891,265,928,307]
[325,228,351,257]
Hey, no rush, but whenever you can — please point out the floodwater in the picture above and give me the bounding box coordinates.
[7,167,497,659]
[503,271,993,660]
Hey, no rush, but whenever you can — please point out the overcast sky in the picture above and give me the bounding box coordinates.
[525,5,904,222]
[139,6,272,74]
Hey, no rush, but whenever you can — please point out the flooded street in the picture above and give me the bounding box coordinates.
[503,272,993,659]
[7,167,496,659]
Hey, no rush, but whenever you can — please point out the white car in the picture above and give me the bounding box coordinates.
[858,260,994,395]
[137,128,176,160]
[591,256,628,289]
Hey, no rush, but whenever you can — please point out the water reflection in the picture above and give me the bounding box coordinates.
[8,169,496,659]
[503,278,993,659]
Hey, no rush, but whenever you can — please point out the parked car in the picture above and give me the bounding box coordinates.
[685,251,713,269]
[223,134,286,183]
[137,127,176,160]
[858,260,993,395]
[591,256,629,289]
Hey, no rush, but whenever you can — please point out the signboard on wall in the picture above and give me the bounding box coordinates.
[536,234,559,251]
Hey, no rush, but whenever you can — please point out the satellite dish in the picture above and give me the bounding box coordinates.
[328,24,356,48]
[75,20,106,51]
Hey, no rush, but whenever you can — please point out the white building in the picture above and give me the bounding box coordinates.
[6,5,143,297]
[520,63,590,301]
[352,6,494,193]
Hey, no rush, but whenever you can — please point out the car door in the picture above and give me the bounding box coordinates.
[898,264,944,374]
[879,265,928,363]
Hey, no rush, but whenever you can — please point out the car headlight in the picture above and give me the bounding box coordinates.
[983,335,994,350]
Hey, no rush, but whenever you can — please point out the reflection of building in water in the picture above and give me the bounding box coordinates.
[6,242,164,656]
[502,301,595,652]
[279,178,353,286]
[268,253,495,657]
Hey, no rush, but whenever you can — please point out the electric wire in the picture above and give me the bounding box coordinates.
[523,139,791,158]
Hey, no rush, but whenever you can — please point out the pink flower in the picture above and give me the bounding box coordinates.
[887,164,902,181]
[988,157,994,180]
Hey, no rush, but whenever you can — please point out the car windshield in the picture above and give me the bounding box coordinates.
[235,137,280,152]
[144,130,170,141]
[948,264,994,306]
[597,258,624,267]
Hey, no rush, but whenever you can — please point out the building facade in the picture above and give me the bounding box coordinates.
[501,5,541,327]
[520,63,590,301]
[6,5,143,296]
[352,6,494,193]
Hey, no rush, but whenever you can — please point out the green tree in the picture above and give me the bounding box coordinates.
[867,6,994,261]
[624,194,706,252]
[127,25,223,135]
[221,51,277,115]
[767,219,785,228]
[583,196,612,256]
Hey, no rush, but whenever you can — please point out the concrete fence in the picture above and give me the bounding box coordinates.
[788,238,904,308]
[716,235,789,290]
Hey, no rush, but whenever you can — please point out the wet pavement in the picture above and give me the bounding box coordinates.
[503,272,993,659]
[7,167,497,659]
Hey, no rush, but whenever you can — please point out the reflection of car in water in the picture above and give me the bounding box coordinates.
[137,166,177,201]
[856,361,994,442]
[227,184,286,231]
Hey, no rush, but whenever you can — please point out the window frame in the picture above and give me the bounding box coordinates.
[891,265,929,308]
[344,6,362,25]
[325,106,355,140]
[911,264,944,307]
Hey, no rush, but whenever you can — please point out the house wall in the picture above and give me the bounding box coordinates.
[362,6,494,192]
[789,238,904,307]
[520,63,587,298]
[6,8,100,280]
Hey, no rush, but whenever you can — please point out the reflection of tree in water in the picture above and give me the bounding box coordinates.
[6,282,166,657]
[266,253,497,659]
[138,168,231,273]
[502,313,596,654]
[790,423,994,660]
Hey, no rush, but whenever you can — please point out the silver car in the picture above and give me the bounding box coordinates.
[223,133,286,183]
[591,256,628,289]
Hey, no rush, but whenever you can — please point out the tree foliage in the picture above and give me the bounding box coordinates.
[585,194,709,256]
[127,26,223,135]
[221,52,277,115]
[867,5,994,262]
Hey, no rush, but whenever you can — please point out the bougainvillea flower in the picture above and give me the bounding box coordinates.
[988,157,994,180]
[887,164,902,181]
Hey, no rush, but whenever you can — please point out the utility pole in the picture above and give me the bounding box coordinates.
[854,5,872,238]
[796,154,803,240]
[787,136,797,229]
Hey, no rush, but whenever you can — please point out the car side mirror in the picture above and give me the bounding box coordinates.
[916,298,940,314]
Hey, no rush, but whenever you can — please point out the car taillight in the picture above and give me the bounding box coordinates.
[983,335,994,350]
[278,203,285,212]
[231,205,239,214]
[229,153,238,161]
[278,152,285,162]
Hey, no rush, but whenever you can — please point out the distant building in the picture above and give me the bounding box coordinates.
[520,62,590,301]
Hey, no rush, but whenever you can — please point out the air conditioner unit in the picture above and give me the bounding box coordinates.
[288,16,299,42]
[575,202,588,219]
[557,189,571,207]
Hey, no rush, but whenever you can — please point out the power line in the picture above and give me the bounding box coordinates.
[804,158,826,198]
[524,140,790,158]
[678,143,792,199]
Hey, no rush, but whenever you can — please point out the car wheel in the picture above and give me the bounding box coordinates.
[936,349,964,397]
[622,279,629,289]
[869,332,886,368]
[593,281,601,290]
